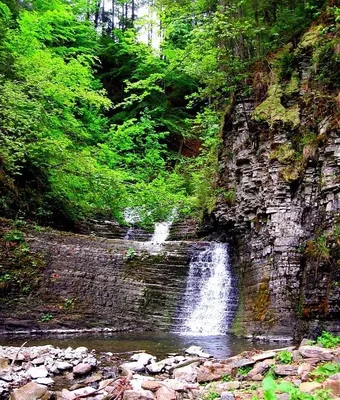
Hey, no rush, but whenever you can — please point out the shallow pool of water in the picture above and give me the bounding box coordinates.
[0,331,291,359]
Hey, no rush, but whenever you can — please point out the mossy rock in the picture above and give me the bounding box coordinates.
[284,72,300,96]
[253,85,300,128]
[297,25,322,51]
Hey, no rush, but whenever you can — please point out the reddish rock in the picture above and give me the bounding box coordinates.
[297,363,312,382]
[123,389,155,400]
[155,386,176,400]
[141,381,163,392]
[247,362,269,380]
[299,382,322,393]
[299,346,334,361]
[174,365,198,383]
[196,366,227,383]
[323,373,340,396]
[274,365,298,376]
[11,382,48,400]
[73,363,92,376]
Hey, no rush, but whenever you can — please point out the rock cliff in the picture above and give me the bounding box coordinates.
[212,21,339,340]
[0,226,209,332]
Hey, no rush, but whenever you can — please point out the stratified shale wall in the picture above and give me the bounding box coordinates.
[212,24,339,340]
[0,229,208,332]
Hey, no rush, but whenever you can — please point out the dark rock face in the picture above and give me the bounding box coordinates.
[0,230,208,332]
[213,95,339,340]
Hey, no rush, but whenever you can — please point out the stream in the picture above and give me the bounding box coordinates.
[0,331,290,360]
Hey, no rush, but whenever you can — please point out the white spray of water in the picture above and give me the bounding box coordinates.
[150,209,177,245]
[180,242,232,335]
[123,208,142,240]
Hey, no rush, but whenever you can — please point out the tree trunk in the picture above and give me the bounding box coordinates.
[94,0,101,28]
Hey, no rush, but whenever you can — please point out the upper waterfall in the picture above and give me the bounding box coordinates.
[150,222,171,244]
[177,242,233,335]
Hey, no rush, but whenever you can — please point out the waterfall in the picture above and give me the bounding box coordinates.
[178,242,233,335]
[150,222,171,244]
[150,209,177,245]
[123,208,141,240]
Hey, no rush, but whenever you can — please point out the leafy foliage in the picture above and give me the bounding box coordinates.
[0,0,329,227]
[261,375,334,400]
[275,350,293,364]
[317,331,340,348]
[311,362,340,382]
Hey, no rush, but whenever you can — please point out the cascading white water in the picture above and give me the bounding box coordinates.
[150,222,171,244]
[150,209,177,245]
[179,242,232,335]
[123,208,142,240]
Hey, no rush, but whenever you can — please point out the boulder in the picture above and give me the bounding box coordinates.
[174,365,198,383]
[141,381,163,392]
[123,389,155,400]
[55,361,73,371]
[155,386,176,400]
[146,362,165,374]
[247,362,269,380]
[121,361,146,373]
[274,365,298,376]
[74,347,88,354]
[297,363,312,381]
[323,373,340,396]
[298,345,334,361]
[73,363,92,376]
[196,366,227,383]
[27,366,49,379]
[161,379,188,392]
[11,382,48,400]
[299,382,322,393]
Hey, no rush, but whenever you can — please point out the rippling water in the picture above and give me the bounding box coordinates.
[0,332,291,359]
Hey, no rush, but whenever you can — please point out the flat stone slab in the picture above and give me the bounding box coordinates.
[27,366,48,379]
[11,382,47,400]
[252,351,276,362]
[34,377,54,385]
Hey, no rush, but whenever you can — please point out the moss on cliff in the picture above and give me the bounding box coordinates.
[253,85,300,128]
[0,219,46,300]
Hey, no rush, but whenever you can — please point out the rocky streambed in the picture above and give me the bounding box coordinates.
[0,341,339,399]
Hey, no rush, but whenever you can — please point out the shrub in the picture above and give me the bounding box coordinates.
[311,362,340,382]
[317,331,340,348]
[275,350,293,364]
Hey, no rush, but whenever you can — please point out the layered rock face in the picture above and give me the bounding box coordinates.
[0,229,209,332]
[213,29,339,339]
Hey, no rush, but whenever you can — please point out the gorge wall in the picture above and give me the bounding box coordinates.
[0,228,209,333]
[212,24,339,340]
